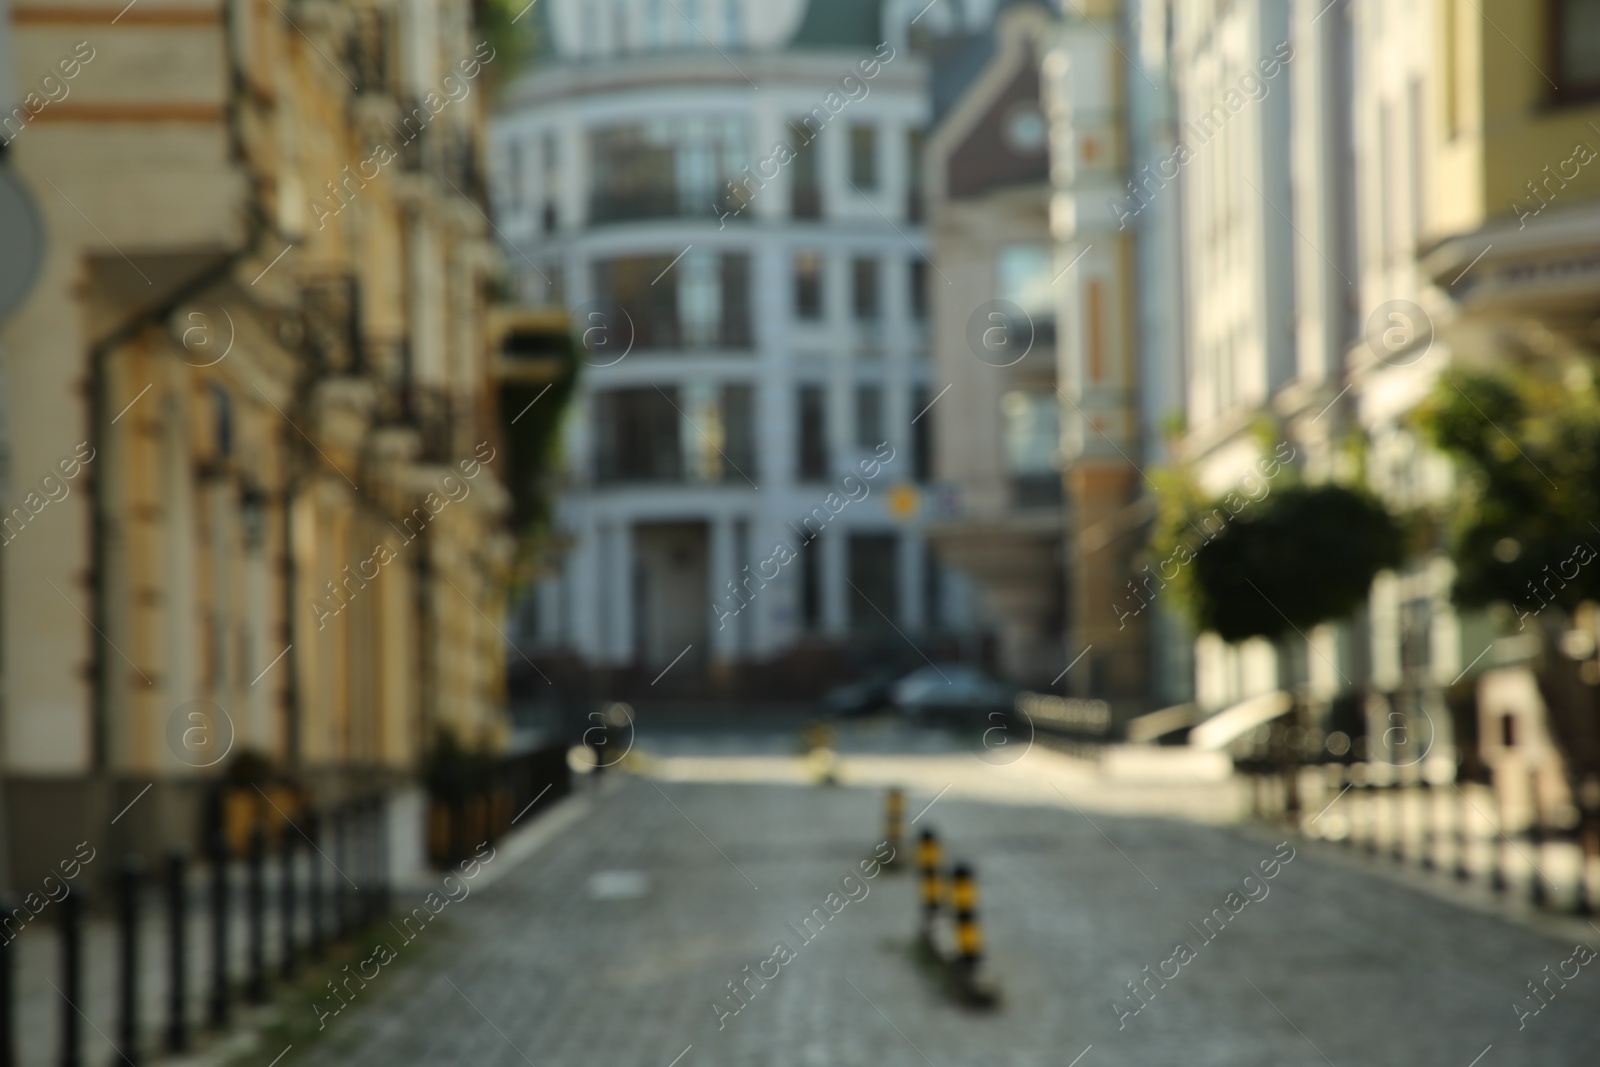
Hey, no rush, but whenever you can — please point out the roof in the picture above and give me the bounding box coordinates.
[928,0,1050,125]
[789,0,886,48]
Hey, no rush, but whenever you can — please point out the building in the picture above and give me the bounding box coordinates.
[492,0,971,690]
[924,3,1065,688]
[1,0,518,886]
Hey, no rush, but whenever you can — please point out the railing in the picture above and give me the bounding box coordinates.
[1,795,391,1065]
[426,748,571,868]
[1244,756,1599,915]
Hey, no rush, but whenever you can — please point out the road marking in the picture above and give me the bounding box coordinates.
[665,1046,693,1067]
[1465,1046,1491,1067]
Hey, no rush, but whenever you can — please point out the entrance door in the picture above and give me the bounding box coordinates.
[632,522,710,672]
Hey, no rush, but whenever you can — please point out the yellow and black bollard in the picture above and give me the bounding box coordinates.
[917,829,942,941]
[884,789,905,870]
[948,862,997,1007]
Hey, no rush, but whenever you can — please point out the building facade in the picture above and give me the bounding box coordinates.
[493,0,971,687]
[1,0,515,886]
[925,3,1065,687]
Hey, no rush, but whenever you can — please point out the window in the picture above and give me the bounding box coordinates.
[790,121,822,218]
[507,141,523,211]
[852,257,880,321]
[595,388,684,483]
[797,384,829,481]
[855,384,884,448]
[721,384,757,482]
[542,132,560,233]
[997,244,1055,344]
[911,384,931,483]
[723,0,741,46]
[794,252,824,320]
[906,128,925,221]
[593,252,750,349]
[800,535,822,630]
[850,125,878,188]
[1001,390,1062,506]
[848,534,899,633]
[1555,0,1600,98]
[922,552,942,633]
[910,259,928,320]
[589,118,749,223]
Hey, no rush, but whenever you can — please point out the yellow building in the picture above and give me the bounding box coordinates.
[1,0,516,885]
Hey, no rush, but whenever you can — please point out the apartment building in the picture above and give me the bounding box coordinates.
[1,0,515,885]
[492,0,969,687]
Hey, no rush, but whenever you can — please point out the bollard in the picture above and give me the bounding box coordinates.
[950,863,982,975]
[165,852,187,1054]
[0,895,13,1067]
[118,857,143,1065]
[59,883,82,1067]
[207,833,230,1029]
[916,829,942,941]
[280,823,297,980]
[247,827,267,1004]
[307,811,325,960]
[883,789,904,871]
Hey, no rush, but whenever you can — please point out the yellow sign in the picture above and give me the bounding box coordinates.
[886,483,920,524]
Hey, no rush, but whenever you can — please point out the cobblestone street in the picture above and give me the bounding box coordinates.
[290,726,1597,1067]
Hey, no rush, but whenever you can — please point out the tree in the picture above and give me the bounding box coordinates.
[1185,485,1404,643]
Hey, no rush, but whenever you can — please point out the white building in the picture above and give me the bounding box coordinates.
[490,0,971,684]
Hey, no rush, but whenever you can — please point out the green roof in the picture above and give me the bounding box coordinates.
[789,0,885,48]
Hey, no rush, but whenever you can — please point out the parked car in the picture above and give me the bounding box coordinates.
[890,664,1015,720]
[822,671,899,717]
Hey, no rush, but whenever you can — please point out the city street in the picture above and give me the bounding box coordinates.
[291,723,1596,1067]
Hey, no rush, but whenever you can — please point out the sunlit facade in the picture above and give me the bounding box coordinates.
[492,0,964,683]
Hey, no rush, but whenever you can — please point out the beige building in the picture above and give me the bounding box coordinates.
[1,0,515,886]
[926,4,1064,686]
